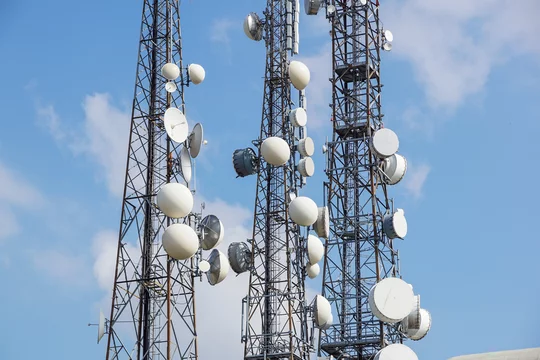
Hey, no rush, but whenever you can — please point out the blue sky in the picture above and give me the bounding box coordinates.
[0,0,539,359]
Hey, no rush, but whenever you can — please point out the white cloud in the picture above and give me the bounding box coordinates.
[403,163,430,199]
[210,18,237,46]
[37,104,65,142]
[31,249,91,286]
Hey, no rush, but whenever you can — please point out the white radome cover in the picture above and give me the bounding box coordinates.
[188,64,205,85]
[369,277,415,324]
[298,157,315,177]
[307,234,324,264]
[290,107,307,127]
[370,128,399,158]
[164,107,189,143]
[261,137,291,166]
[289,60,311,90]
[383,153,407,185]
[156,182,194,218]
[314,206,330,238]
[289,196,318,226]
[383,209,407,239]
[207,249,230,286]
[161,63,180,80]
[306,263,320,279]
[165,81,177,93]
[162,223,199,260]
[298,137,315,157]
[375,344,418,360]
[407,308,432,341]
[199,260,211,273]
[314,295,332,328]
[321,313,333,330]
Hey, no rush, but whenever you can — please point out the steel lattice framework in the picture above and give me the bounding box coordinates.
[105,1,198,359]
[242,1,311,359]
[319,1,402,358]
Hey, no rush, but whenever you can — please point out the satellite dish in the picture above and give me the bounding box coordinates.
[304,0,322,15]
[188,64,205,85]
[313,206,330,238]
[368,277,414,324]
[307,235,324,264]
[382,42,393,51]
[199,260,211,273]
[290,107,307,127]
[298,157,315,177]
[360,0,367,5]
[165,81,177,93]
[156,182,194,218]
[313,295,332,328]
[298,137,315,157]
[288,192,297,202]
[384,30,394,42]
[374,344,418,360]
[180,147,192,184]
[405,308,432,341]
[327,5,336,16]
[243,12,263,41]
[206,249,230,285]
[289,196,318,226]
[261,137,291,166]
[306,263,320,279]
[199,214,224,250]
[97,310,106,344]
[383,209,407,239]
[321,313,333,330]
[370,128,399,158]
[383,154,407,185]
[161,63,180,80]
[404,295,421,331]
[228,242,252,274]
[289,61,311,90]
[233,148,259,177]
[164,107,189,143]
[188,123,204,158]
[162,223,199,260]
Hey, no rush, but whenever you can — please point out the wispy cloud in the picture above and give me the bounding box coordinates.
[210,18,237,46]
[31,249,91,287]
[404,163,431,199]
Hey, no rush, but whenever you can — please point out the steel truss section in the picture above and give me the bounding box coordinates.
[243,1,311,359]
[105,1,198,359]
[319,1,402,359]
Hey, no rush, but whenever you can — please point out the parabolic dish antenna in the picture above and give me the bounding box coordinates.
[199,214,224,250]
[188,64,205,85]
[199,260,211,273]
[243,12,263,41]
[233,148,259,177]
[228,242,252,274]
[164,107,189,143]
[306,263,320,279]
[206,249,230,286]
[313,206,330,238]
[298,157,315,177]
[180,147,192,184]
[165,81,177,93]
[290,107,307,127]
[188,123,204,158]
[289,61,311,90]
[97,310,105,344]
[161,63,180,80]
[313,295,332,328]
[405,308,432,341]
[383,42,393,52]
[288,191,297,202]
[304,0,322,15]
[383,209,407,239]
[162,223,199,260]
[384,29,394,42]
[327,4,336,15]
[370,128,399,158]
[368,277,415,324]
[261,137,290,166]
[374,344,418,360]
[360,0,367,5]
[156,182,194,218]
[321,313,333,330]
[307,234,324,265]
[383,153,407,185]
[404,295,421,330]
[289,196,318,226]
[298,137,315,157]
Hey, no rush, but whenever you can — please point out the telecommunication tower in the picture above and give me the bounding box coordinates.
[228,1,328,359]
[95,1,230,359]
[303,1,432,359]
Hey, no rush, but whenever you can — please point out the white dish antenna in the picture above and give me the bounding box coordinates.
[369,277,415,324]
[327,5,336,16]
[164,107,189,143]
[304,0,322,15]
[199,214,224,250]
[405,308,432,341]
[243,13,263,41]
[313,295,332,328]
[206,249,230,286]
[374,344,418,360]
[261,137,291,166]
[370,128,399,158]
[307,234,324,265]
[290,107,307,127]
[161,63,180,80]
[306,262,320,279]
[289,61,311,90]
[188,123,204,158]
[97,310,106,344]
[360,0,367,5]
[188,64,205,85]
[382,42,393,52]
[162,223,199,260]
[289,196,318,226]
[405,295,421,330]
[298,137,315,157]
[298,157,315,177]
[384,30,394,42]
[156,182,194,218]
[199,260,211,273]
[313,206,330,238]
[228,242,252,274]
[165,81,177,93]
[383,209,407,239]
[180,147,192,184]
[383,154,407,185]
[321,313,333,330]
